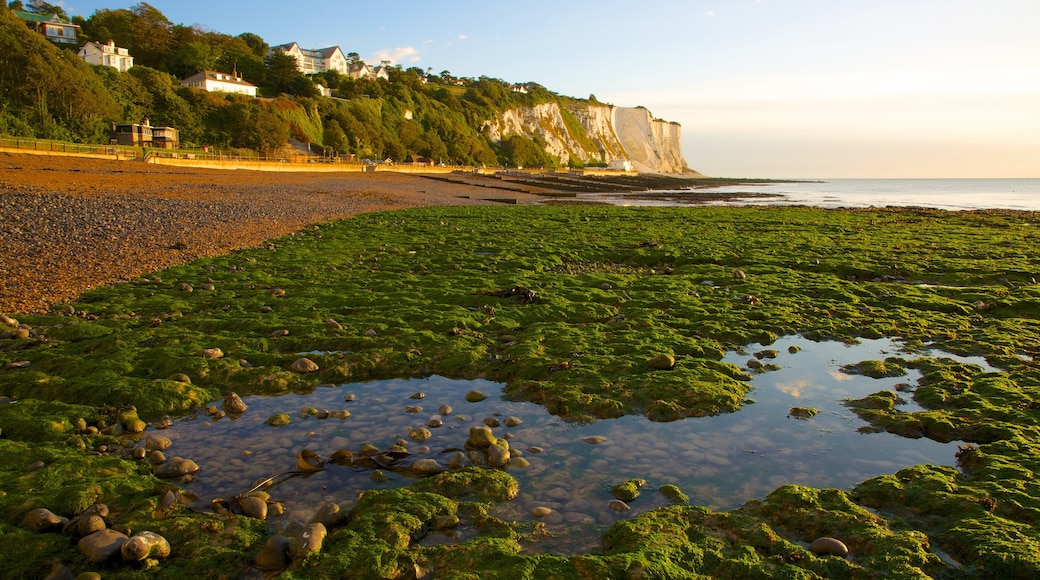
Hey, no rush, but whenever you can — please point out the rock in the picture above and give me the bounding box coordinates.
[42,563,74,580]
[271,329,290,337]
[464,390,488,402]
[198,347,223,359]
[148,450,166,464]
[581,436,607,444]
[64,514,106,537]
[487,442,511,467]
[531,507,553,518]
[292,523,327,560]
[239,496,268,520]
[648,354,676,370]
[290,357,319,373]
[177,282,193,292]
[483,417,500,428]
[445,452,468,469]
[77,529,128,563]
[611,479,646,502]
[409,391,426,400]
[608,500,631,512]
[223,392,248,414]
[21,508,68,532]
[0,314,18,326]
[324,318,343,330]
[260,305,273,313]
[789,407,818,419]
[124,419,146,433]
[145,433,172,451]
[311,503,347,528]
[504,416,523,427]
[409,427,432,443]
[121,531,171,561]
[5,360,30,369]
[410,458,444,474]
[266,413,291,426]
[733,269,747,280]
[433,515,460,530]
[404,405,423,413]
[660,484,689,504]
[3,327,30,339]
[809,537,849,558]
[255,535,292,569]
[154,457,199,478]
[270,288,286,297]
[466,425,497,448]
[426,416,443,428]
[510,457,530,468]
[27,460,45,471]
[438,404,453,415]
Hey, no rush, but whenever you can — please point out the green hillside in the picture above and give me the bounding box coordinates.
[0,2,597,167]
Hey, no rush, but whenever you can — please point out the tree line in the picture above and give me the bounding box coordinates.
[1,1,588,167]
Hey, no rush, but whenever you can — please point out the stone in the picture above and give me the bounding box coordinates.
[290,357,319,373]
[409,427,432,443]
[240,496,268,520]
[255,535,292,569]
[648,354,676,370]
[466,425,497,448]
[809,537,849,558]
[148,450,166,464]
[145,434,172,451]
[223,392,248,414]
[177,283,193,292]
[124,419,146,433]
[266,413,291,426]
[487,442,511,468]
[271,329,290,337]
[733,269,747,279]
[509,457,530,468]
[433,515,460,530]
[270,288,286,297]
[504,416,523,427]
[464,390,488,402]
[789,407,818,419]
[121,531,171,561]
[198,347,223,359]
[21,508,68,532]
[292,523,327,560]
[404,405,423,413]
[410,458,444,474]
[438,404,453,415]
[531,507,553,518]
[608,500,631,512]
[154,457,199,478]
[409,391,426,400]
[0,314,18,326]
[64,514,106,537]
[325,318,343,330]
[77,529,128,563]
[581,436,607,444]
[42,563,74,580]
[426,416,443,428]
[311,503,347,528]
[611,479,646,502]
[483,417,500,428]
[660,484,689,505]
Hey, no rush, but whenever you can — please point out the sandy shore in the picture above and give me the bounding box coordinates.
[0,153,545,314]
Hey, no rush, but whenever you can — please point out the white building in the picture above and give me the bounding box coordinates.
[181,70,258,97]
[78,41,134,72]
[269,43,348,75]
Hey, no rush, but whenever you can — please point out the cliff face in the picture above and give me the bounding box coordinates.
[483,102,688,173]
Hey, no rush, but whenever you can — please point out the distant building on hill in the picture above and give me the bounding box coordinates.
[110,118,179,149]
[181,70,258,97]
[78,41,134,72]
[269,42,348,75]
[347,61,390,81]
[13,9,79,44]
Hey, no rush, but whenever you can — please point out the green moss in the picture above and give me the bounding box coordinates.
[611,479,646,502]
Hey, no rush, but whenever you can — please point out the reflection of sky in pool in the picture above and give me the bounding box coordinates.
[157,336,990,554]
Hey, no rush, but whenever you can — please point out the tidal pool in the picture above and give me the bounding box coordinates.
[153,336,990,554]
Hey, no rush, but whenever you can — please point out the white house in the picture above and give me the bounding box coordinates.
[347,62,390,81]
[180,70,258,97]
[269,43,348,75]
[13,9,79,44]
[608,159,634,172]
[78,41,134,72]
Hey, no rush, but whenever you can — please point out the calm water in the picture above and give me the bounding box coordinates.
[584,178,1040,211]
[152,337,993,554]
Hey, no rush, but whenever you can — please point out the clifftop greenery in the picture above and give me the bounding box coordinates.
[1,2,587,167]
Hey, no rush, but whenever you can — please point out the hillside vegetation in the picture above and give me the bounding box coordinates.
[0,2,603,168]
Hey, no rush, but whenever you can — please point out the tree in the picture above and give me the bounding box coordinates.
[265,49,300,93]
[322,119,348,154]
[236,32,267,58]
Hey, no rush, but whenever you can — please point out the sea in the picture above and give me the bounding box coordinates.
[590,178,1040,211]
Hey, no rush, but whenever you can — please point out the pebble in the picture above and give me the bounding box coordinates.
[21,508,68,532]
[809,537,849,558]
[410,458,444,474]
[292,523,327,560]
[239,496,268,520]
[647,354,676,370]
[531,507,553,518]
[581,436,607,444]
[154,456,199,477]
[608,500,631,512]
[504,416,523,427]
[464,390,488,402]
[290,357,319,373]
[121,531,171,561]
[145,433,172,451]
[78,529,128,563]
[438,404,453,415]
[255,535,292,569]
[198,347,223,359]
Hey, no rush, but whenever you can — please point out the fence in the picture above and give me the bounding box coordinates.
[0,136,138,159]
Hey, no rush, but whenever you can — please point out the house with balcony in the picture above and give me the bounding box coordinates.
[13,9,79,44]
[110,118,179,149]
[180,70,258,97]
[269,42,348,75]
[78,41,134,72]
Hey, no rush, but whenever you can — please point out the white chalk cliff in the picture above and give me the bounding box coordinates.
[483,102,689,173]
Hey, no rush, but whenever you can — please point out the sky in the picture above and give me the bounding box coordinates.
[62,0,1040,178]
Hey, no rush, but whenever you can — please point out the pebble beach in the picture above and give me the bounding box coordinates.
[0,153,543,314]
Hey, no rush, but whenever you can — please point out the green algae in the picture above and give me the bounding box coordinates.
[2,205,1040,576]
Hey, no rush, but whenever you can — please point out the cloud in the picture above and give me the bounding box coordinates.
[371,46,421,65]
[458,34,469,40]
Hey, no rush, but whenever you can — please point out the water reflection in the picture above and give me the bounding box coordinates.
[157,336,990,554]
